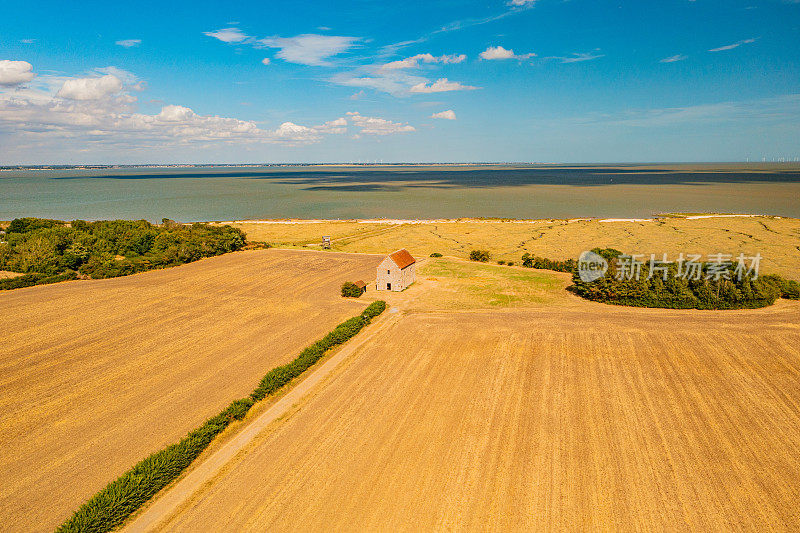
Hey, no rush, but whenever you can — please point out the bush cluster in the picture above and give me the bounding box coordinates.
[521,253,576,272]
[57,300,387,533]
[341,281,363,298]
[0,217,246,290]
[429,252,443,258]
[469,249,491,262]
[568,247,798,309]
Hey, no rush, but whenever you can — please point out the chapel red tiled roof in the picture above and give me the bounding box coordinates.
[388,249,416,269]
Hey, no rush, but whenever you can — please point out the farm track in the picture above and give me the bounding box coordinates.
[0,249,380,531]
[154,301,800,531]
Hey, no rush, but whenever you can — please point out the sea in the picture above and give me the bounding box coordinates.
[1,164,799,222]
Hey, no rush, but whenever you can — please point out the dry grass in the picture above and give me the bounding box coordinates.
[0,249,379,531]
[155,262,800,532]
[230,216,800,279]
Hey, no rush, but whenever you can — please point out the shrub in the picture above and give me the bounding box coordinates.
[469,249,491,262]
[341,281,363,298]
[429,252,443,258]
[497,260,506,265]
[521,253,576,272]
[506,261,514,266]
[58,300,387,533]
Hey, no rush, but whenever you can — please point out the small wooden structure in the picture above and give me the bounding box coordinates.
[376,249,416,291]
[355,280,367,294]
[322,236,331,249]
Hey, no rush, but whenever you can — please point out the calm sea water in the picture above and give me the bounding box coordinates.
[1,165,799,222]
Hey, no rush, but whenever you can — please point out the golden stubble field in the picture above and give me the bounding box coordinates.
[228,215,800,279]
[0,249,379,531]
[156,260,800,532]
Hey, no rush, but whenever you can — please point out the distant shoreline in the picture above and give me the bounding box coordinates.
[216,213,780,225]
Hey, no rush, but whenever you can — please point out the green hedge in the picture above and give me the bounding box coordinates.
[520,253,576,273]
[57,300,387,533]
[0,271,78,290]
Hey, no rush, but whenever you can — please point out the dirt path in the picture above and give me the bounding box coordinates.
[123,309,402,533]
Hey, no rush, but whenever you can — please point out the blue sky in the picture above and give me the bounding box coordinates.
[1,0,798,163]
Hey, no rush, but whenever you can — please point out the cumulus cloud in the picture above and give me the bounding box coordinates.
[0,64,356,148]
[660,54,687,63]
[115,39,141,48]
[431,109,456,120]
[479,46,535,60]
[313,117,348,134]
[261,58,271,66]
[409,78,478,93]
[204,27,251,43]
[0,60,36,87]
[56,75,124,100]
[508,0,536,4]
[709,38,758,52]
[256,34,359,66]
[382,53,467,70]
[346,111,415,135]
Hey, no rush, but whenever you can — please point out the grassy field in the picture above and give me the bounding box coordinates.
[154,270,800,531]
[0,249,379,531]
[229,215,800,279]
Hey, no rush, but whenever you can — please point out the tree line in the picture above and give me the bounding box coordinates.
[0,217,246,289]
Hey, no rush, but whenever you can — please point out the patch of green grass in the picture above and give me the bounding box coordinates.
[419,258,566,308]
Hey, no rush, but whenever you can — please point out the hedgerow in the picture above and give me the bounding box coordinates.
[520,253,576,272]
[57,300,387,533]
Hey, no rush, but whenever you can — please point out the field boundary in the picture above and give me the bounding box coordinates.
[124,306,402,532]
[56,300,387,533]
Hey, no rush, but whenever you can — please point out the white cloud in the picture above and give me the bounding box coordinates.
[56,75,123,100]
[382,53,467,70]
[709,38,758,52]
[332,69,430,97]
[256,34,359,66]
[205,28,358,66]
[409,78,478,93]
[261,58,271,66]
[508,0,536,5]
[479,45,535,60]
[0,60,35,87]
[204,27,251,43]
[115,39,141,48]
[313,117,348,134]
[0,63,354,148]
[346,111,415,135]
[431,109,456,120]
[660,54,687,63]
[547,51,605,63]
[94,66,139,85]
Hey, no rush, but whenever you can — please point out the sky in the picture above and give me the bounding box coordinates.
[1,0,799,164]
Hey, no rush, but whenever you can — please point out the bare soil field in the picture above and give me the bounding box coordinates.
[228,215,800,279]
[0,249,379,531]
[153,261,800,531]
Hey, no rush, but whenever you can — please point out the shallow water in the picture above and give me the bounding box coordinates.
[1,164,798,222]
